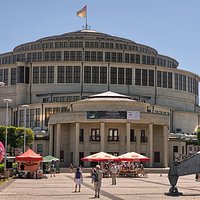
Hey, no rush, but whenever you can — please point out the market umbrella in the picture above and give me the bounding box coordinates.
[81,152,117,162]
[116,152,150,162]
[43,155,60,162]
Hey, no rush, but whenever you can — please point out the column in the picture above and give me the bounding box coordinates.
[135,127,140,153]
[49,124,54,155]
[100,123,105,152]
[74,123,80,166]
[56,124,61,159]
[126,123,130,152]
[149,124,153,167]
[163,125,168,167]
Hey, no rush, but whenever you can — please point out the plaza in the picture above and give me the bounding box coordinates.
[1,172,200,200]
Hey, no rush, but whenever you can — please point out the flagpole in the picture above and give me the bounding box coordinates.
[86,6,88,29]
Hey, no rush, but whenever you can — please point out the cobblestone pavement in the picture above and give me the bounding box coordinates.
[1,173,200,199]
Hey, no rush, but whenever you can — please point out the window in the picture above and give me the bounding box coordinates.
[45,108,53,126]
[100,67,107,84]
[141,130,147,142]
[85,51,90,61]
[118,68,124,84]
[163,72,167,88]
[136,54,140,64]
[108,129,119,141]
[175,73,178,89]
[79,129,84,142]
[92,66,99,83]
[35,108,40,127]
[30,109,35,127]
[97,52,103,62]
[110,67,117,84]
[157,71,161,87]
[149,70,154,86]
[37,144,43,155]
[66,66,72,83]
[11,68,16,85]
[40,66,47,83]
[126,68,132,85]
[58,66,65,83]
[90,129,100,141]
[168,72,172,88]
[154,152,160,162]
[74,66,80,83]
[135,69,141,85]
[84,66,91,83]
[130,129,136,142]
[48,66,54,83]
[142,69,147,86]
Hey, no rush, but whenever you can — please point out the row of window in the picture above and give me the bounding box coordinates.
[0,51,177,68]
[0,66,197,95]
[13,40,156,55]
[79,128,147,142]
[13,107,69,127]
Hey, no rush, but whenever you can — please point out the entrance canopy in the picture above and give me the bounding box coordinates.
[81,152,117,162]
[116,152,150,162]
[16,149,42,162]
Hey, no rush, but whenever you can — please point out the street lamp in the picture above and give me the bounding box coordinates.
[22,105,30,153]
[3,98,12,170]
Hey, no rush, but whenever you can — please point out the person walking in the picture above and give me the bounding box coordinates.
[110,163,118,185]
[93,165,103,198]
[50,161,56,177]
[74,167,83,192]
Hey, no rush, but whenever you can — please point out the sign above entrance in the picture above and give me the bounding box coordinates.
[87,111,140,120]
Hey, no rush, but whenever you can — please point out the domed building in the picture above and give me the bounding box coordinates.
[0,29,199,167]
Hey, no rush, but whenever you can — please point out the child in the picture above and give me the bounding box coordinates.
[74,167,83,192]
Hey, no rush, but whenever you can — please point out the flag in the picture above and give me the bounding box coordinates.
[76,5,87,18]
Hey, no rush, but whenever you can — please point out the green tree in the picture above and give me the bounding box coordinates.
[0,126,34,155]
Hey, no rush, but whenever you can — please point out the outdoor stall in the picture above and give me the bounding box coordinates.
[81,152,117,177]
[43,155,60,174]
[15,149,42,178]
[116,152,150,177]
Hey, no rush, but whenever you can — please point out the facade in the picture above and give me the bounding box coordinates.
[0,29,199,167]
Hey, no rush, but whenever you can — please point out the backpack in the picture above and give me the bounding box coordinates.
[92,171,98,182]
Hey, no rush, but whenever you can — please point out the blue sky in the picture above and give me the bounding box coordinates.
[0,0,200,77]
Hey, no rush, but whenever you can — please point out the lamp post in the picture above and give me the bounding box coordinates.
[22,105,30,153]
[3,98,12,170]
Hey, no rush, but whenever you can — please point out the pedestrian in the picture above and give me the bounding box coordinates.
[50,161,56,177]
[110,163,118,185]
[93,165,103,198]
[74,167,83,192]
[70,163,74,173]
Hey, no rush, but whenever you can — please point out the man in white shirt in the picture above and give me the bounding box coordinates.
[110,163,118,185]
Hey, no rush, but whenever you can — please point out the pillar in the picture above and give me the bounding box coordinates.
[163,125,168,167]
[56,124,61,159]
[149,124,153,167]
[126,123,130,152]
[74,123,80,166]
[100,123,105,152]
[49,124,54,155]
